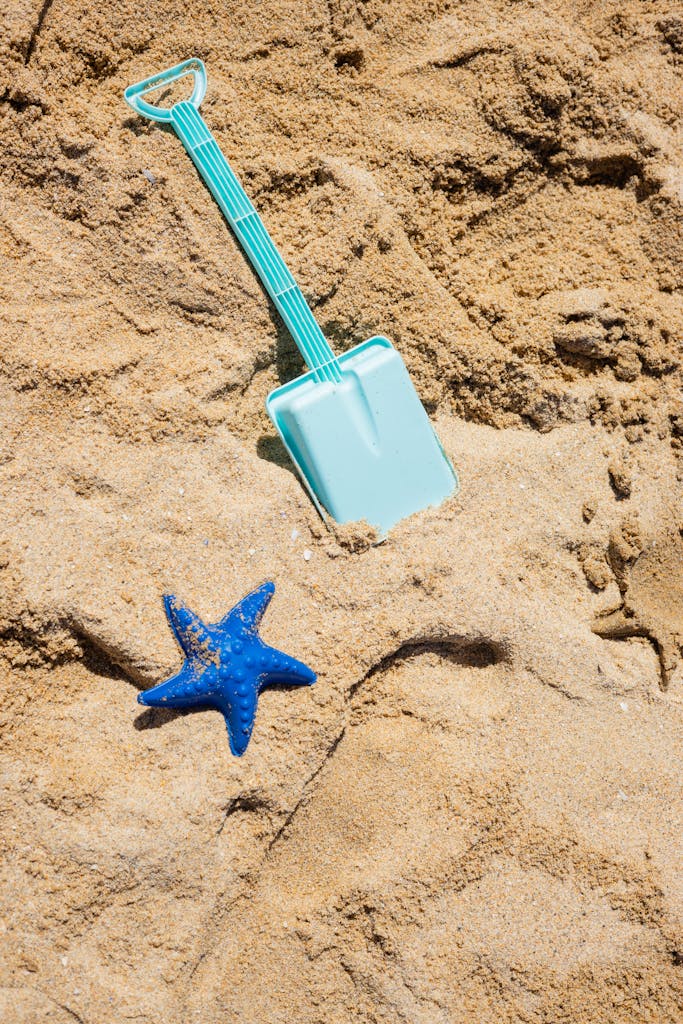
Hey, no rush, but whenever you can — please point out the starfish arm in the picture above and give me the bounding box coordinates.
[216,581,275,638]
[138,661,218,710]
[214,691,258,757]
[163,593,217,662]
[257,643,317,692]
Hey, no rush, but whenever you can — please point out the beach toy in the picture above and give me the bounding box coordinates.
[137,582,316,756]
[125,58,458,535]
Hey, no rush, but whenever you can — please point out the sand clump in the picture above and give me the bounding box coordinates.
[0,2,682,1022]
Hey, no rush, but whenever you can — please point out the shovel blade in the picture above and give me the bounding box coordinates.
[266,336,458,534]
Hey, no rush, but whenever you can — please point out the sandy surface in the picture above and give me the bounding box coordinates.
[1,1,683,1021]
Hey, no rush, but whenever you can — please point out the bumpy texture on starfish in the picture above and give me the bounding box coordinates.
[137,582,316,755]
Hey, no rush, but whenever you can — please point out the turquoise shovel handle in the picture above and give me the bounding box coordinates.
[123,57,207,123]
[124,60,341,384]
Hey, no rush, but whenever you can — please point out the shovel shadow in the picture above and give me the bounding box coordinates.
[256,433,295,473]
[254,315,303,478]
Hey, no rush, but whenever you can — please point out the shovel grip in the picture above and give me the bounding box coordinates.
[125,60,342,384]
[124,57,207,123]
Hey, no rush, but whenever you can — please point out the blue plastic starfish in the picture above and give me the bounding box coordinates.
[137,582,316,755]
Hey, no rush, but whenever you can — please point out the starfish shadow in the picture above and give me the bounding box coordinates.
[134,705,207,731]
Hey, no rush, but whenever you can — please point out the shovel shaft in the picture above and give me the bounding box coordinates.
[124,61,341,384]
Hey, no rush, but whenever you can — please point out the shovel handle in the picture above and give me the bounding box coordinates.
[125,59,342,384]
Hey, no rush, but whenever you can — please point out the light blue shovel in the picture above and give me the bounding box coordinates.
[125,59,458,534]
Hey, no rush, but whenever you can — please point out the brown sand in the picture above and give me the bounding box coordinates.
[1,1,683,1021]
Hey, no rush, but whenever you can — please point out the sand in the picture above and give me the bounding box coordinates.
[1,1,682,1021]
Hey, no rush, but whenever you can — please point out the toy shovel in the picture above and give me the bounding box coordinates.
[125,59,458,534]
